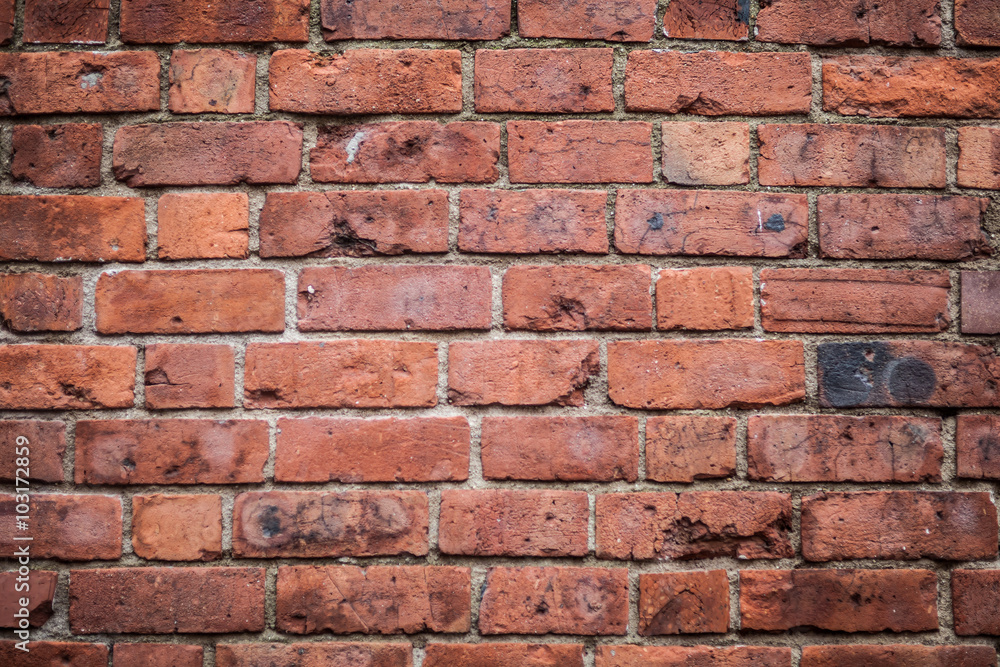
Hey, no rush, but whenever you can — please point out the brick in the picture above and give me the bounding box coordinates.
[271,49,461,114]
[966,272,1000,335]
[824,56,1000,118]
[479,567,628,635]
[311,122,499,184]
[298,265,492,331]
[958,415,1000,480]
[0,642,107,666]
[639,570,729,635]
[113,121,302,186]
[748,415,943,483]
[24,0,108,43]
[957,0,1000,46]
[661,121,749,185]
[132,494,222,562]
[0,570,56,627]
[596,646,792,667]
[75,419,269,485]
[645,416,737,482]
[424,644,583,667]
[0,195,146,262]
[508,121,653,184]
[0,51,159,114]
[11,123,102,188]
[114,644,203,667]
[0,0,11,44]
[518,0,656,41]
[503,264,652,331]
[761,268,950,333]
[958,127,1000,189]
[0,273,83,332]
[145,344,236,409]
[758,124,947,188]
[662,0,751,41]
[121,0,309,42]
[656,267,754,331]
[276,417,470,483]
[817,341,1000,408]
[475,49,614,113]
[614,190,809,257]
[70,567,265,633]
[626,51,812,115]
[459,189,609,254]
[276,565,470,634]
[168,49,255,114]
[233,490,429,558]
[482,416,638,482]
[217,643,413,667]
[608,340,805,409]
[157,193,249,260]
[596,492,792,560]
[740,569,938,632]
[245,341,438,409]
[261,190,449,258]
[322,0,510,40]
[0,420,65,483]
[448,340,599,406]
[818,194,991,260]
[756,0,941,46]
[803,491,998,561]
[802,645,997,667]
[0,493,121,560]
[439,489,588,557]
[0,345,135,410]
[954,570,1000,635]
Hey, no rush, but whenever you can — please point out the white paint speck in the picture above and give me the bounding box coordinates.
[345,131,366,164]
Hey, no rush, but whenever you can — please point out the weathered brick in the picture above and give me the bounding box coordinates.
[479,567,628,635]
[740,569,938,632]
[956,0,1000,46]
[749,415,943,483]
[311,122,499,183]
[245,341,438,409]
[0,641,107,666]
[132,494,222,561]
[761,268,950,333]
[0,0,11,44]
[645,416,737,482]
[96,269,284,334]
[614,190,809,257]
[803,491,998,561]
[439,490,588,557]
[234,490,428,558]
[626,51,812,115]
[954,570,1000,635]
[818,194,992,260]
[121,0,309,43]
[322,0,510,40]
[481,416,638,482]
[0,51,159,114]
[0,195,146,262]
[639,570,729,635]
[271,49,461,114]
[518,0,656,41]
[217,643,412,667]
[656,267,754,331]
[157,193,249,260]
[70,567,265,633]
[0,570,56,628]
[0,345,135,410]
[801,645,997,667]
[0,273,82,332]
[169,49,256,114]
[596,646,792,667]
[459,189,609,254]
[661,121,749,185]
[957,415,1000,480]
[276,565,470,634]
[596,492,792,560]
[608,340,805,409]
[75,419,269,485]
[475,49,613,113]
[965,272,1000,335]
[24,0,108,43]
[261,190,448,258]
[11,123,102,188]
[663,0,750,41]
[0,420,65,483]
[299,265,492,331]
[276,417,469,483]
[425,644,582,667]
[114,122,302,186]
[113,644,204,667]
[958,127,1000,189]
[448,340,599,406]
[0,494,121,560]
[758,123,947,188]
[817,341,1000,408]
[508,121,653,184]
[145,344,235,409]
[756,0,941,46]
[503,264,652,331]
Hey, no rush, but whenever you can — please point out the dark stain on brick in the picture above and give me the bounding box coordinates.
[887,357,937,403]
[819,342,938,407]
[764,213,786,232]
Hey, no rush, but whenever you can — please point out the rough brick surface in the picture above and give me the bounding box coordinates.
[144,343,235,409]
[656,267,754,330]
[756,0,941,46]
[959,127,1000,190]
[596,646,792,667]
[0,344,136,410]
[0,420,65,482]
[956,0,1000,46]
[802,645,996,667]
[475,49,614,113]
[663,0,751,41]
[217,643,413,667]
[322,0,510,40]
[518,0,656,41]
[0,494,121,560]
[953,570,1000,635]
[0,272,83,332]
[957,415,1000,480]
[962,271,1000,334]
[0,642,108,666]
[120,0,309,43]
[132,494,222,561]
[661,121,750,185]
[157,193,249,260]
[639,570,729,635]
[113,644,204,667]
[23,0,109,43]
[0,570,56,627]
[424,643,584,667]
[645,416,738,482]
[11,123,103,188]
[168,49,256,114]
[0,0,13,44]
[508,121,653,184]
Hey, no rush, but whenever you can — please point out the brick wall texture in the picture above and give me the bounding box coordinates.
[2,0,1000,665]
